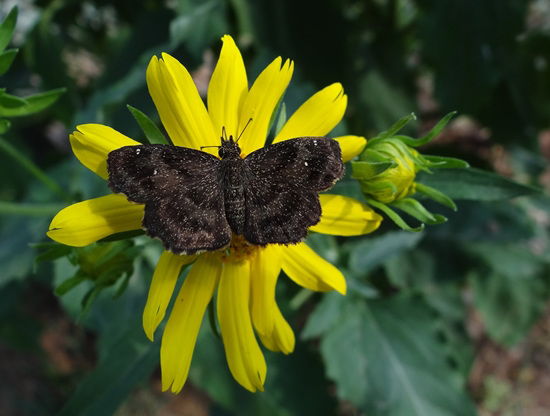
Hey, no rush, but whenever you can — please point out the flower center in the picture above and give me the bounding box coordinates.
[219,234,260,263]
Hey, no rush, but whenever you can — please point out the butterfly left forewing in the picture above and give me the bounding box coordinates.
[107,144,232,254]
[242,137,344,245]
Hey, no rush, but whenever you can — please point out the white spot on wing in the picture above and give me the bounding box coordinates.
[136,148,141,154]
[304,161,308,166]
[153,169,158,175]
[313,140,317,146]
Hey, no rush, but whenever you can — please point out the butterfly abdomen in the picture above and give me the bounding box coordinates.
[221,156,247,236]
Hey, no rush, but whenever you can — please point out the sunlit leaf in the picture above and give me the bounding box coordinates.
[0,7,17,53]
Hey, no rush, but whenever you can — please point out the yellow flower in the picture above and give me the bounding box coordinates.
[48,35,382,393]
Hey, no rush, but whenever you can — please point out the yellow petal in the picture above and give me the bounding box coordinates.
[47,194,144,246]
[146,54,217,151]
[334,135,367,162]
[207,35,248,142]
[70,124,140,179]
[250,244,282,336]
[161,254,221,393]
[238,57,294,155]
[217,260,266,392]
[143,251,197,341]
[273,83,347,143]
[282,243,346,295]
[258,304,295,354]
[311,194,383,236]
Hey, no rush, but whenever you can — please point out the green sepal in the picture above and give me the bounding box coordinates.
[360,180,398,195]
[55,274,85,296]
[208,299,221,339]
[127,105,169,145]
[267,92,286,138]
[80,286,101,321]
[32,242,73,272]
[423,155,470,169]
[351,160,397,179]
[415,182,457,210]
[0,7,17,53]
[369,112,416,145]
[0,88,66,117]
[0,48,17,75]
[97,229,145,243]
[367,198,424,232]
[398,111,457,147]
[274,101,287,137]
[392,198,447,225]
[112,273,132,299]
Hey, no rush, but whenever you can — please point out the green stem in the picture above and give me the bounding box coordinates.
[0,201,65,216]
[0,136,71,202]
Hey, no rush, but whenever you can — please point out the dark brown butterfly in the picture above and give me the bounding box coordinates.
[107,135,344,255]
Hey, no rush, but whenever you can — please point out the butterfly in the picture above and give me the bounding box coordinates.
[107,134,345,255]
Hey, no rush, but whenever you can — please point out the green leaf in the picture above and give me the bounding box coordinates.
[0,91,27,108]
[0,119,9,133]
[56,315,160,416]
[127,105,168,144]
[467,243,549,346]
[351,159,397,179]
[471,268,548,346]
[359,70,416,134]
[0,88,66,117]
[417,167,541,201]
[192,315,337,415]
[316,294,477,415]
[0,7,17,53]
[0,48,17,75]
[0,137,71,201]
[348,230,424,275]
[302,291,347,339]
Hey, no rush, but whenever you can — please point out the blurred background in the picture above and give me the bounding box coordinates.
[1,0,550,415]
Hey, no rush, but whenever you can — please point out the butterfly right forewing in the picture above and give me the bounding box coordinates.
[242,137,344,245]
[107,144,232,254]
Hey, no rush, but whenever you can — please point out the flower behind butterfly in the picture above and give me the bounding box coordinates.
[47,35,382,392]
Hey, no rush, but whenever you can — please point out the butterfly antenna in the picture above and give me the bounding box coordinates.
[236,118,253,143]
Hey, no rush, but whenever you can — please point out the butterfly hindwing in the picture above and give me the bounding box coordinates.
[242,137,344,245]
[243,181,321,245]
[107,145,231,254]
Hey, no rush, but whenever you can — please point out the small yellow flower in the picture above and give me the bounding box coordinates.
[48,35,382,392]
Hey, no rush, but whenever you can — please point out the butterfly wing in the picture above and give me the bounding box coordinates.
[242,137,344,245]
[107,144,231,254]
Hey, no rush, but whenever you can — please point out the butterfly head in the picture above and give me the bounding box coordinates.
[218,134,242,159]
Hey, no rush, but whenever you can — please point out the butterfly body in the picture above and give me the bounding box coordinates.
[107,136,344,255]
[219,138,248,236]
